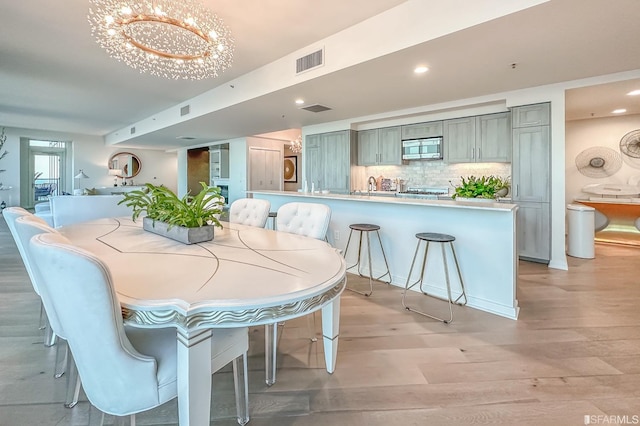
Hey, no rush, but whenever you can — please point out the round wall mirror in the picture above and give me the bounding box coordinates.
[108,152,141,178]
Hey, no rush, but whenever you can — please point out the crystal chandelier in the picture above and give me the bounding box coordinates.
[88,0,234,80]
[290,135,302,154]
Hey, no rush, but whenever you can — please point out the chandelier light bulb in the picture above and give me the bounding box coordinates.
[88,0,234,80]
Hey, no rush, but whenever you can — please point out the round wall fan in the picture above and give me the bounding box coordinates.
[620,129,640,158]
[575,146,622,178]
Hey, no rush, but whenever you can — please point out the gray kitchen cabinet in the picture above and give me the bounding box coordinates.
[304,134,322,189]
[357,126,402,166]
[249,147,281,191]
[444,113,511,163]
[512,103,550,127]
[401,121,443,140]
[443,117,476,163]
[477,112,511,162]
[511,102,551,263]
[305,130,355,193]
[516,201,551,262]
[512,126,550,203]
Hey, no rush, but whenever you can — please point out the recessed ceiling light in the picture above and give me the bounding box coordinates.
[627,90,640,96]
[414,66,429,74]
[612,109,627,114]
[295,99,304,105]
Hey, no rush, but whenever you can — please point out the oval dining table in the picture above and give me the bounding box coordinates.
[58,217,347,426]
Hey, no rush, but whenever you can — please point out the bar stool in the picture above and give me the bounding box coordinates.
[267,211,277,230]
[402,232,467,324]
[344,223,391,296]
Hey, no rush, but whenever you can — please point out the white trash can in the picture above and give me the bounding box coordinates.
[567,204,595,259]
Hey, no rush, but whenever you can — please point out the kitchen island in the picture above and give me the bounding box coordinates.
[248,190,519,320]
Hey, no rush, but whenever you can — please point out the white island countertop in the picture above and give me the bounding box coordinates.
[247,190,517,212]
[249,190,520,320]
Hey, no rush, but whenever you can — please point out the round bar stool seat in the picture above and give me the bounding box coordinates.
[402,232,467,324]
[343,223,391,296]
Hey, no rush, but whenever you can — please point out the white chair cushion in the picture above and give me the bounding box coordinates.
[276,202,331,240]
[229,198,271,228]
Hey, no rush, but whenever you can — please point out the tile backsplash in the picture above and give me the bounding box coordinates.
[360,161,512,192]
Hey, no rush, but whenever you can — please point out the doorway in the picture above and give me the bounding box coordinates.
[20,139,70,209]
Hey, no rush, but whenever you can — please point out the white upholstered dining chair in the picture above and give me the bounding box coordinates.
[229,198,271,228]
[28,232,251,425]
[263,202,332,386]
[276,202,331,240]
[4,207,56,345]
[13,215,82,408]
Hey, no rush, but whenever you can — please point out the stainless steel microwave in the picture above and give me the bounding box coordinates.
[401,137,443,160]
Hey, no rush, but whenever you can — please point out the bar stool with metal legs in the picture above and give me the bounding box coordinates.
[344,223,391,296]
[267,211,277,230]
[402,232,467,324]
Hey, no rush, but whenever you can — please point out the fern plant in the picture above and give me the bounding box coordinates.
[451,175,510,199]
[118,182,224,228]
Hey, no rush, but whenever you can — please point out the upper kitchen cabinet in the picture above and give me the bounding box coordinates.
[444,113,511,163]
[357,126,402,166]
[443,117,476,163]
[477,112,511,162]
[512,103,550,127]
[401,121,443,140]
[305,130,355,193]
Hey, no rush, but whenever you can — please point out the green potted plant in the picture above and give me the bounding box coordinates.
[451,175,510,200]
[118,182,224,244]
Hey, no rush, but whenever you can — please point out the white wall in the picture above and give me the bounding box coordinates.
[566,114,640,204]
[0,126,177,207]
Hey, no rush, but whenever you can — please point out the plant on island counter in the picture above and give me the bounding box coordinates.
[451,175,510,200]
[118,182,224,229]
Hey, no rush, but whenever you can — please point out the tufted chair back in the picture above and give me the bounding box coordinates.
[29,232,168,416]
[276,202,331,240]
[229,198,271,228]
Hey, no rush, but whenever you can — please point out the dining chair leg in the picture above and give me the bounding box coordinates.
[54,339,67,379]
[64,351,81,408]
[306,312,318,342]
[233,352,250,425]
[265,324,277,386]
[38,301,46,330]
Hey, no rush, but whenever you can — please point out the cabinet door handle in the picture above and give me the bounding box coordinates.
[515,184,519,197]
[471,148,475,159]
[477,148,481,159]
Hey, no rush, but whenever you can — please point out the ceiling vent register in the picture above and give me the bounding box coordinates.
[180,105,191,116]
[296,48,324,74]
[300,104,332,113]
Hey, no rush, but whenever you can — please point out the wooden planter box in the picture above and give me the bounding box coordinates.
[143,217,214,245]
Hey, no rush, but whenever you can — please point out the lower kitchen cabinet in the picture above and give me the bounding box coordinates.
[516,201,550,263]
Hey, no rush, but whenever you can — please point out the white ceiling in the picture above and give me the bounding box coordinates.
[1,0,640,150]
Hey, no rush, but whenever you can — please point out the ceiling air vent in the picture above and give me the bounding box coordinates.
[180,105,190,116]
[296,48,324,74]
[130,126,136,135]
[300,104,332,113]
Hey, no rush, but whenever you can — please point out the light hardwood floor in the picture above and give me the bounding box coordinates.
[1,216,639,425]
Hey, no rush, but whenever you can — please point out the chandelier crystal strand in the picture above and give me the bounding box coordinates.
[88,0,234,80]
[290,136,302,154]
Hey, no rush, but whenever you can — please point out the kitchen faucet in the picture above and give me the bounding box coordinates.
[367,176,377,195]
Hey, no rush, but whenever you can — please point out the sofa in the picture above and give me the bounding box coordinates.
[34,195,134,228]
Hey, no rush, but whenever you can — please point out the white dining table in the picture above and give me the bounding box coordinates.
[59,217,346,426]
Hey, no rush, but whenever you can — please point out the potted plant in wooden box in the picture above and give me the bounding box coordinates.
[118,182,224,244]
[451,175,510,201]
